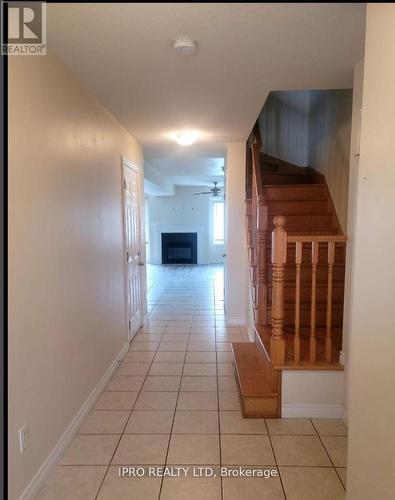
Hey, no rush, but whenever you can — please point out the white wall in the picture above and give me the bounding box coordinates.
[8,54,144,500]
[282,371,345,418]
[225,143,248,325]
[146,186,225,265]
[346,5,395,499]
[144,160,175,196]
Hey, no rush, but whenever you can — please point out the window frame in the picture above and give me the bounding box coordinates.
[212,200,225,245]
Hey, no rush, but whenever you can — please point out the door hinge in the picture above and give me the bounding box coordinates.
[126,251,129,261]
[128,320,131,330]
[123,179,127,189]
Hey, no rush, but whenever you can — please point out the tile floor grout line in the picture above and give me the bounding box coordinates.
[43,266,347,499]
[213,277,225,500]
[93,433,124,500]
[94,321,167,500]
[265,418,289,500]
[92,340,139,499]
[309,418,346,491]
[156,306,188,499]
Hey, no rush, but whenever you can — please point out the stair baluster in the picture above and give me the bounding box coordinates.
[294,241,302,363]
[325,241,335,363]
[310,242,319,363]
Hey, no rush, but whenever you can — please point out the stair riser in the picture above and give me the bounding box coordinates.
[265,246,346,265]
[267,199,329,215]
[263,174,315,185]
[266,266,345,282]
[267,214,334,232]
[267,308,343,326]
[267,285,344,303]
[242,396,279,418]
[263,185,327,200]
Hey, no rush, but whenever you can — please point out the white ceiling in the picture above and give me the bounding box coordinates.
[153,157,224,185]
[47,2,366,163]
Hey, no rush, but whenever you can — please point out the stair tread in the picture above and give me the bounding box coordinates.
[263,184,325,188]
[231,343,276,397]
[267,282,345,288]
[262,170,313,176]
[267,301,345,309]
[265,262,345,268]
[268,212,333,217]
[255,326,344,369]
[266,198,328,202]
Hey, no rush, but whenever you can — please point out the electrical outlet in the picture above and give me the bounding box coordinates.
[19,422,29,453]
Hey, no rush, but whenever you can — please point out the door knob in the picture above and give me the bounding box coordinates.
[138,261,145,266]
[222,254,227,258]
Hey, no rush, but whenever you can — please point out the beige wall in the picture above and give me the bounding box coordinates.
[308,90,353,231]
[225,143,248,324]
[8,54,143,500]
[342,59,364,424]
[346,5,395,499]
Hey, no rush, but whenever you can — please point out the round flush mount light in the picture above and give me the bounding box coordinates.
[171,130,199,146]
[172,37,197,56]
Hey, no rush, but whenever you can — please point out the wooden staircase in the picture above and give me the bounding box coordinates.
[232,126,346,417]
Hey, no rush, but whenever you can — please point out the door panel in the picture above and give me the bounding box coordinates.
[123,162,142,339]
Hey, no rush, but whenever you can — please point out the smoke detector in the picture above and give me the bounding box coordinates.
[172,37,197,56]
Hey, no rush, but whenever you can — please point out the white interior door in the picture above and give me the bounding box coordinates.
[122,160,142,340]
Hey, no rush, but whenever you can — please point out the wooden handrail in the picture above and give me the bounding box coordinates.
[244,122,268,327]
[252,142,264,198]
[287,235,347,243]
[251,136,268,326]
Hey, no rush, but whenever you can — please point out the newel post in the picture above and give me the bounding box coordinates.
[270,216,287,366]
[256,195,268,325]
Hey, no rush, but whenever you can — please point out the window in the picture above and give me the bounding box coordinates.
[213,201,224,245]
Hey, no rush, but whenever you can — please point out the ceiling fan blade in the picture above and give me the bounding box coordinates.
[193,191,212,195]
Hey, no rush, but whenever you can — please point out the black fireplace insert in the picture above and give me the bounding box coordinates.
[161,232,197,264]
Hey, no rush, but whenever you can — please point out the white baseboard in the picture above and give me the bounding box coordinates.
[281,404,345,419]
[225,316,246,326]
[18,341,130,500]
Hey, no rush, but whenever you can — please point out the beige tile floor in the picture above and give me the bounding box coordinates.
[36,265,347,500]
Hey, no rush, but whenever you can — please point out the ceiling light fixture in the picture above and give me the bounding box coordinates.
[171,131,199,146]
[172,37,197,56]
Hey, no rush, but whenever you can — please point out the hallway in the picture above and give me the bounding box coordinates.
[36,265,347,500]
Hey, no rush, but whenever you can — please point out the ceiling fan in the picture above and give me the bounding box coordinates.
[193,182,223,199]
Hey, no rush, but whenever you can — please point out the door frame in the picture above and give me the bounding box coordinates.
[121,156,144,341]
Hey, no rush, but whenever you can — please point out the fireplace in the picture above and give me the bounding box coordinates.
[161,232,197,264]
